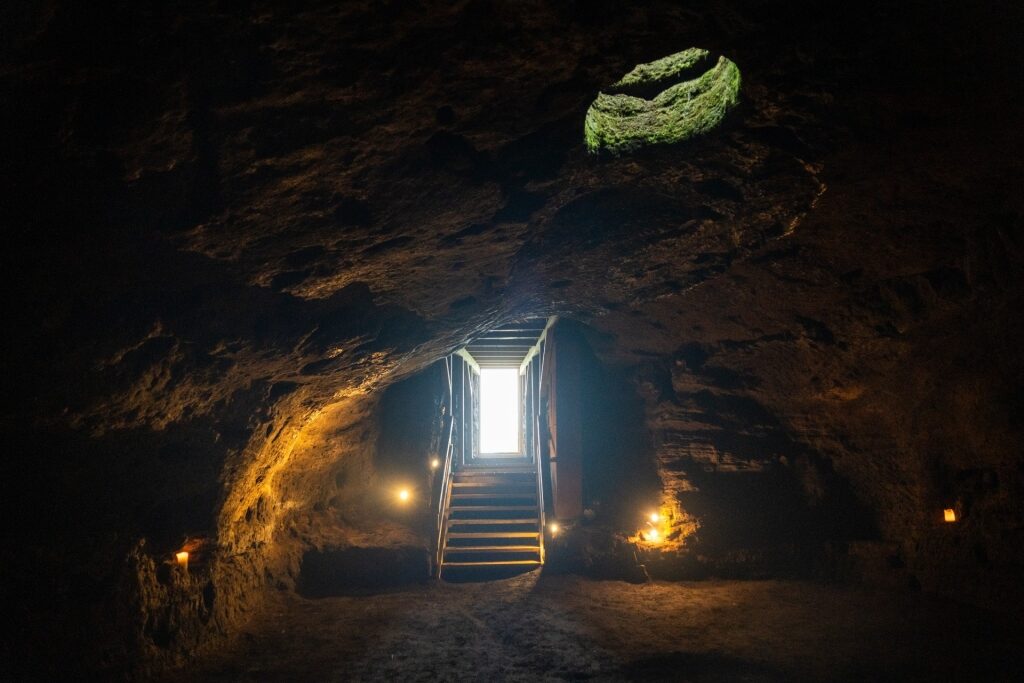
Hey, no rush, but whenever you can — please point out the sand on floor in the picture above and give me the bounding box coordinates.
[181,572,1023,682]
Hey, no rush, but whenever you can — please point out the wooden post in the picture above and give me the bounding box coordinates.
[543,325,584,520]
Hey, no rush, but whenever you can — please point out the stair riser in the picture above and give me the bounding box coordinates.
[442,561,541,568]
[445,553,541,563]
[447,538,541,548]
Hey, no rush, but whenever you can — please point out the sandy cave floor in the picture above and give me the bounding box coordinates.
[181,574,1023,682]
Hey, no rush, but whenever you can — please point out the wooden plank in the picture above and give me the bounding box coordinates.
[443,545,540,552]
[447,518,538,525]
[465,350,531,355]
[454,348,480,374]
[451,481,536,488]
[484,326,547,333]
[451,492,537,499]
[447,531,540,538]
[448,504,538,510]
[442,560,541,567]
[520,316,558,375]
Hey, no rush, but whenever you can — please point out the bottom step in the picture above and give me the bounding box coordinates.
[442,560,541,567]
[444,545,539,553]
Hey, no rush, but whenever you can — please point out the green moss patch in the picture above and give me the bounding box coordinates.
[585,49,741,154]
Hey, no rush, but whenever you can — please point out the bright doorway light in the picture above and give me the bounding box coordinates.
[480,368,519,453]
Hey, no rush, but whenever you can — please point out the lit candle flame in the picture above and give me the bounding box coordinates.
[175,551,189,570]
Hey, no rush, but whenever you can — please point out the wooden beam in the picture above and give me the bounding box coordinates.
[520,316,557,375]
[455,348,480,374]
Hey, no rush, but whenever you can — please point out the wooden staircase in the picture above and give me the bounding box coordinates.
[438,462,543,578]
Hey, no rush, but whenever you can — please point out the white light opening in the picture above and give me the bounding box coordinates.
[480,367,520,453]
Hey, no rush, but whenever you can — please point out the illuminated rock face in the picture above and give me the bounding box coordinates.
[584,49,741,154]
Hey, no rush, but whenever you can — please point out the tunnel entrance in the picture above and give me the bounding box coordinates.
[435,318,553,579]
[370,316,661,584]
[428,317,663,580]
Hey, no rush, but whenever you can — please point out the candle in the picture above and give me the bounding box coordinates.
[176,551,189,570]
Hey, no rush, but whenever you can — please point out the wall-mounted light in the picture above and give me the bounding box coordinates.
[175,551,189,570]
[397,488,411,504]
[943,508,957,523]
[549,522,560,536]
[430,458,440,470]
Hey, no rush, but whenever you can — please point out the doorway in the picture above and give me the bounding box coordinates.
[479,367,521,456]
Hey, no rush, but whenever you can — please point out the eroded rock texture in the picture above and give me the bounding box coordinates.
[2,0,1022,676]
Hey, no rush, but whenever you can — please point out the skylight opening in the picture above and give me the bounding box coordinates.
[480,367,520,453]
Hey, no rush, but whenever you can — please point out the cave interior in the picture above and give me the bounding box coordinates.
[2,0,1024,679]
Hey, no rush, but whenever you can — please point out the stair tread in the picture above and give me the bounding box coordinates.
[452,492,536,499]
[455,468,534,473]
[448,518,538,525]
[447,531,540,538]
[454,476,535,480]
[452,481,536,487]
[455,468,534,472]
[440,565,540,569]
[443,545,540,552]
[449,505,537,511]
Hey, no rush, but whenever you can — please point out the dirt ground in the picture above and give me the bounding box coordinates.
[181,573,1023,682]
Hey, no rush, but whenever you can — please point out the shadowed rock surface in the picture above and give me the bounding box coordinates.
[2,0,1022,677]
[176,575,1024,682]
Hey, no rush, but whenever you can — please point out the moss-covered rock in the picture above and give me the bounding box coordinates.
[585,49,741,154]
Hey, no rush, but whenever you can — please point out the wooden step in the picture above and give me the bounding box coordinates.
[455,467,534,473]
[442,560,541,567]
[447,518,537,526]
[451,492,536,499]
[443,545,540,553]
[447,531,540,539]
[452,481,536,488]
[448,505,537,512]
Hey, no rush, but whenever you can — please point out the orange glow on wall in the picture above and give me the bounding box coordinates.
[943,508,956,522]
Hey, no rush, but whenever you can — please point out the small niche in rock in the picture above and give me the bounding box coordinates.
[297,546,431,597]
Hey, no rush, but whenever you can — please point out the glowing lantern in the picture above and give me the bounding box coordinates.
[175,551,189,570]
[397,488,411,503]
[649,512,661,523]
[645,527,660,542]
[943,508,956,523]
